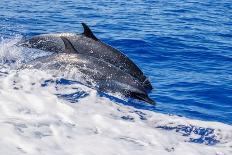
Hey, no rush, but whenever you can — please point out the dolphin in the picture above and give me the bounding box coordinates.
[25,36,155,104]
[18,23,153,90]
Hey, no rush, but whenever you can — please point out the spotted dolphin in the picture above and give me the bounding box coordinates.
[25,36,155,104]
[18,23,153,90]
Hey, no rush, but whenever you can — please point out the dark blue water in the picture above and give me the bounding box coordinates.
[1,0,231,124]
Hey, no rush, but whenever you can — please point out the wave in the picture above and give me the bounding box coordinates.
[0,37,231,155]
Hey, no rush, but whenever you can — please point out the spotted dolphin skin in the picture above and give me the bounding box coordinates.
[19,23,153,91]
[25,36,155,104]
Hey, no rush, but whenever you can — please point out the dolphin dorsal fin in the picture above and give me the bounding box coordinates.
[60,36,78,53]
[81,23,98,41]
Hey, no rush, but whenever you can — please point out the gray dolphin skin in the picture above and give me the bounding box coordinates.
[19,23,152,90]
[26,37,155,104]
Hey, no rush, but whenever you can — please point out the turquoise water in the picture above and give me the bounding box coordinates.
[0,0,231,124]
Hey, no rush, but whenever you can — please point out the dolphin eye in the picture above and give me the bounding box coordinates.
[119,66,124,70]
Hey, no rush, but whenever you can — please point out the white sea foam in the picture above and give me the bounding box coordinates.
[0,38,231,155]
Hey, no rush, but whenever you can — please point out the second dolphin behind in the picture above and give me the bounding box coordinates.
[25,36,155,104]
[18,23,153,91]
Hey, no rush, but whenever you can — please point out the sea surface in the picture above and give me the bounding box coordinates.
[0,1,232,154]
[0,0,231,125]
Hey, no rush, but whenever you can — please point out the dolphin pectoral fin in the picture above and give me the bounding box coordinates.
[143,77,153,91]
[130,92,156,105]
[60,36,78,53]
[81,23,98,41]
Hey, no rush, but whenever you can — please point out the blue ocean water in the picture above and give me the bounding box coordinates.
[0,0,231,124]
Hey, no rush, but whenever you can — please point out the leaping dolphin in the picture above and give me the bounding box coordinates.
[18,23,153,91]
[25,36,155,104]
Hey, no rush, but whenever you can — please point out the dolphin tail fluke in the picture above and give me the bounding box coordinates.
[130,92,156,105]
